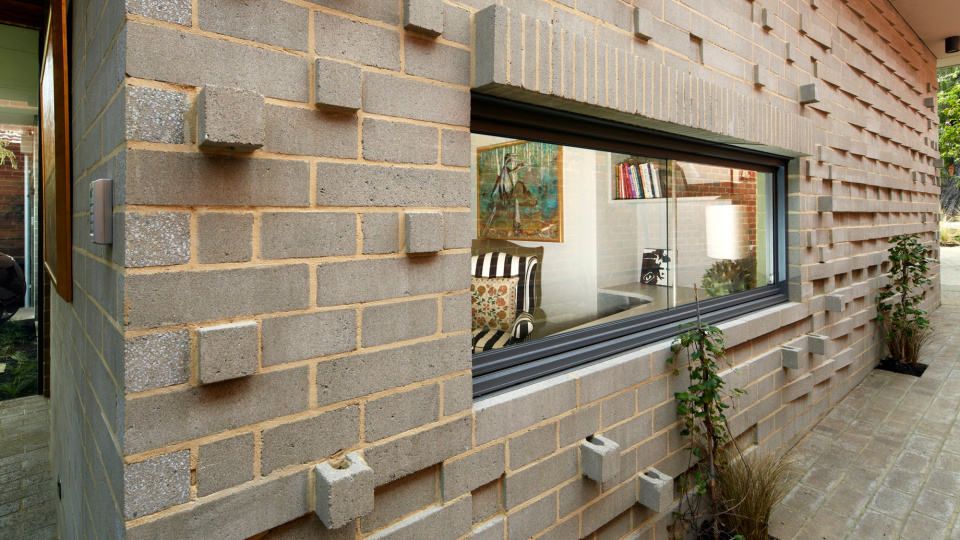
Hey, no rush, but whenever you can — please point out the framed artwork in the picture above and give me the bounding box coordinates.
[476,140,563,243]
[41,0,71,302]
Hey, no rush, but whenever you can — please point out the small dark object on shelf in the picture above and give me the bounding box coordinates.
[876,357,928,377]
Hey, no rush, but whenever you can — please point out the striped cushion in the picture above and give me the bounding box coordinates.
[472,327,512,353]
[470,252,538,313]
[511,312,535,341]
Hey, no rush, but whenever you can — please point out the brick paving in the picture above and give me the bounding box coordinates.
[0,395,56,539]
[770,303,960,539]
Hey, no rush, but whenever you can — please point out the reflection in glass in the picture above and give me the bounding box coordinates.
[469,134,774,355]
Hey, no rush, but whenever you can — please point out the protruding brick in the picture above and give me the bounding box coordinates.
[633,7,654,41]
[581,435,621,488]
[198,321,259,384]
[780,345,802,369]
[825,294,845,312]
[799,83,820,104]
[315,58,362,111]
[637,468,672,513]
[761,7,773,30]
[753,64,774,88]
[314,452,375,530]
[404,0,443,37]
[405,211,443,254]
[808,333,829,355]
[198,85,265,151]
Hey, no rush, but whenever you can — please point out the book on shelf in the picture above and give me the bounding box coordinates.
[615,159,664,200]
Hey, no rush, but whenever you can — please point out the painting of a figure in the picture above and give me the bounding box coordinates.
[476,140,563,242]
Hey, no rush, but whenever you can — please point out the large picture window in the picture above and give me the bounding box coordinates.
[470,96,788,398]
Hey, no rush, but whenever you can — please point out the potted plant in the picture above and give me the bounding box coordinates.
[876,234,932,376]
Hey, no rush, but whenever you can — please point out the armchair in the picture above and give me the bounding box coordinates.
[470,252,539,353]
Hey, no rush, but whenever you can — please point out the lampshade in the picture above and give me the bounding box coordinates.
[705,204,744,260]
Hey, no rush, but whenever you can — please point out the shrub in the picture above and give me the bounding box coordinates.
[876,234,932,365]
[716,451,792,540]
[701,256,757,297]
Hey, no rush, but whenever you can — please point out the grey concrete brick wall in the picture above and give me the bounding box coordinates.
[51,0,128,537]
[59,0,941,538]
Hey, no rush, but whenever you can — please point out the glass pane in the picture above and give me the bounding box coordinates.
[669,163,775,301]
[0,23,40,400]
[469,134,774,355]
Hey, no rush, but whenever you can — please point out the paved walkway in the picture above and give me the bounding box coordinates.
[0,395,56,539]
[770,303,960,539]
[940,246,960,306]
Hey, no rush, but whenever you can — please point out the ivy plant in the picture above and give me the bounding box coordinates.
[876,234,932,365]
[668,289,744,539]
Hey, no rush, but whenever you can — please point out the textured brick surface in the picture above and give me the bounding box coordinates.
[124,265,310,328]
[316,254,469,306]
[366,497,472,540]
[361,468,437,533]
[264,103,357,157]
[315,162,470,207]
[126,22,310,101]
[198,0,308,51]
[124,367,310,454]
[315,11,400,70]
[125,85,188,143]
[126,150,310,207]
[123,211,190,267]
[363,118,437,164]
[124,450,190,519]
[361,298,438,347]
[197,212,253,263]
[261,309,357,366]
[365,383,440,441]
[197,433,255,497]
[315,452,375,529]
[316,336,470,406]
[260,406,360,474]
[124,330,190,392]
[260,212,356,259]
[126,470,310,539]
[362,213,400,254]
[441,443,505,501]
[366,416,472,486]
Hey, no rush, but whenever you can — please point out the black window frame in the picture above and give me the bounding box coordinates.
[470,94,789,399]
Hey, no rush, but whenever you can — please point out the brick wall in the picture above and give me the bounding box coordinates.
[56,0,940,538]
[50,0,127,537]
[0,136,29,260]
